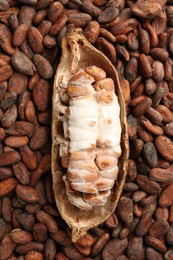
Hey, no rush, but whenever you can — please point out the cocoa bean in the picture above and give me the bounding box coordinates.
[50,229,72,246]
[13,24,29,47]
[136,175,161,194]
[130,2,162,20]
[33,223,48,242]
[16,184,40,203]
[11,50,36,76]
[36,210,58,233]
[33,54,53,79]
[0,234,17,260]
[149,218,170,238]
[146,247,164,260]
[102,238,128,260]
[44,238,56,260]
[20,145,37,170]
[117,196,133,226]
[155,135,173,162]
[10,229,33,244]
[33,79,51,112]
[15,242,44,254]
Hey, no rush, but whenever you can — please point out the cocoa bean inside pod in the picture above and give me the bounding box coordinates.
[52,28,129,242]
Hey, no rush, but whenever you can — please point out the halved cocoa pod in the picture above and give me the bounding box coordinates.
[52,27,129,242]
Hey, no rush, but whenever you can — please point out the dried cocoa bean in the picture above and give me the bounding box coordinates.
[36,210,58,233]
[33,54,53,79]
[11,50,36,76]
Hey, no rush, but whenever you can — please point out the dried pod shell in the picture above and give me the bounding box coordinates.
[52,29,129,242]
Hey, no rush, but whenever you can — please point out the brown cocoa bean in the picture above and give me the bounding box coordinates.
[20,39,34,59]
[145,236,167,253]
[145,107,163,126]
[16,184,39,203]
[29,126,50,150]
[4,136,29,148]
[15,241,44,255]
[0,65,13,83]
[50,229,72,246]
[8,72,28,95]
[13,24,29,47]
[95,37,116,64]
[152,61,165,82]
[43,35,57,48]
[139,54,152,78]
[83,21,100,44]
[27,27,43,54]
[0,24,15,55]
[102,238,128,260]
[62,245,84,260]
[0,234,17,260]
[149,218,170,238]
[10,229,33,244]
[132,97,152,117]
[136,174,161,194]
[127,115,137,139]
[155,135,173,162]
[48,1,63,23]
[159,183,173,207]
[138,27,150,55]
[33,9,48,25]
[33,54,53,79]
[33,79,51,112]
[146,247,164,260]
[11,50,36,76]
[36,210,58,234]
[163,122,173,136]
[12,162,30,185]
[33,223,48,242]
[143,141,158,168]
[50,13,68,36]
[163,93,173,111]
[91,233,110,256]
[0,167,13,180]
[127,235,144,260]
[145,78,157,96]
[18,5,35,26]
[45,239,57,259]
[117,196,133,226]
[156,105,173,123]
[0,81,7,100]
[130,2,162,20]
[20,145,37,171]
[141,115,163,135]
[135,212,153,237]
[150,167,173,183]
[6,121,33,137]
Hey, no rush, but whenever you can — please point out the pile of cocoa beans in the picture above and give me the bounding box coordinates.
[0,0,173,259]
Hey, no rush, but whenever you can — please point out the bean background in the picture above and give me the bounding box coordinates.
[0,0,173,259]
